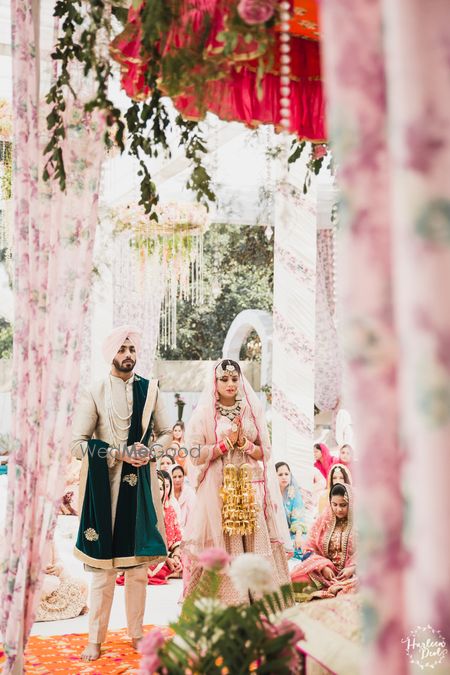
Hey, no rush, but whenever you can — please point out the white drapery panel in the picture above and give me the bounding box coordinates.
[320,0,450,671]
[272,182,316,495]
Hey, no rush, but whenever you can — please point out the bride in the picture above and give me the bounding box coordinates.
[183,359,292,604]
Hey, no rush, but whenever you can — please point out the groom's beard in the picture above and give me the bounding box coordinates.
[113,357,135,372]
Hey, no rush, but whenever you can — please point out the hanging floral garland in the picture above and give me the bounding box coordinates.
[44,0,325,214]
[111,201,210,347]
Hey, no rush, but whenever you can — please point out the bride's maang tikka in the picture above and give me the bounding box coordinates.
[215,360,239,378]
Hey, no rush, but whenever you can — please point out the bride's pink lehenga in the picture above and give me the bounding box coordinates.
[183,365,292,605]
[291,485,357,600]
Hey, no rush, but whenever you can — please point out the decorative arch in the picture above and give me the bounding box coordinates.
[222,309,273,386]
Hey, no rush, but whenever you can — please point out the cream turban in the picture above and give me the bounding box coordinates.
[102,325,142,364]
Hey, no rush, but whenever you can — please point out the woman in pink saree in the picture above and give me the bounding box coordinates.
[291,483,357,600]
[183,359,292,604]
[314,443,334,480]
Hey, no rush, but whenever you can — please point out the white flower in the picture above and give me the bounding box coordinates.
[172,634,190,650]
[229,553,276,596]
[211,627,225,644]
[194,598,225,614]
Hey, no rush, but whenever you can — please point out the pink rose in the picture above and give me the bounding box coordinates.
[312,144,328,160]
[237,0,275,25]
[198,547,231,571]
[140,627,165,656]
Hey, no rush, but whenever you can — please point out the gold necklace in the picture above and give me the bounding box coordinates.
[216,400,241,421]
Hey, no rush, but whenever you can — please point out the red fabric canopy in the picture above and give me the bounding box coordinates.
[111,0,325,141]
[290,0,320,40]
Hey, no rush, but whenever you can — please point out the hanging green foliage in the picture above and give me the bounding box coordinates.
[43,0,276,215]
[288,139,331,193]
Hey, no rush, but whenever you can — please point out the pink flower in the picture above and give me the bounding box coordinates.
[312,144,327,160]
[277,618,305,644]
[237,0,275,25]
[261,617,305,671]
[140,627,165,656]
[139,652,161,675]
[197,547,231,571]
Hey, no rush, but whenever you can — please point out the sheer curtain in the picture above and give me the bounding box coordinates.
[320,0,450,672]
[0,1,105,671]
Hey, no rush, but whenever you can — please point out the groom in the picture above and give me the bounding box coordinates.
[71,325,172,661]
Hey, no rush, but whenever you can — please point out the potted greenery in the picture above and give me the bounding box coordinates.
[174,393,186,421]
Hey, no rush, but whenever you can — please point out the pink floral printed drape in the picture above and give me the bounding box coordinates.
[0,1,104,671]
[320,0,450,672]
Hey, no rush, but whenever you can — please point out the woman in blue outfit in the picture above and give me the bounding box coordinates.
[276,461,308,561]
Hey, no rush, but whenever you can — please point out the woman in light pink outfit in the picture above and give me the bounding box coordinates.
[183,359,292,605]
[35,542,88,622]
[317,463,353,515]
[171,464,196,531]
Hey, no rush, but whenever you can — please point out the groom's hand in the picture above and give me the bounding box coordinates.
[121,443,150,467]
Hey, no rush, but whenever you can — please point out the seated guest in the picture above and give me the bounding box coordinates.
[59,457,80,515]
[116,471,182,586]
[35,542,88,621]
[148,471,183,583]
[160,468,182,525]
[0,435,9,474]
[153,470,185,585]
[276,461,308,560]
[314,443,333,480]
[334,443,353,468]
[171,421,186,467]
[318,463,352,515]
[171,464,196,531]
[159,452,176,473]
[291,483,357,600]
[312,466,327,504]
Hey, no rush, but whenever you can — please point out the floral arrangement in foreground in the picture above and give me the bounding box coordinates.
[139,549,304,675]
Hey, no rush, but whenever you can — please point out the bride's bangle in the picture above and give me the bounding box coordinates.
[236,437,248,450]
[218,441,228,455]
